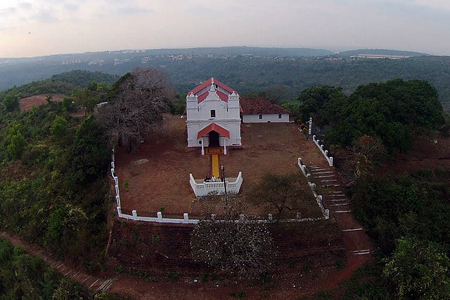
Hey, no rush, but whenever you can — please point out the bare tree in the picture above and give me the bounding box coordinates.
[97,68,173,152]
[190,193,275,277]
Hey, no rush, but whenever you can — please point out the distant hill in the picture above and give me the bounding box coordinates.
[0,70,118,102]
[1,48,449,110]
[50,70,119,87]
[339,49,429,57]
[0,47,332,92]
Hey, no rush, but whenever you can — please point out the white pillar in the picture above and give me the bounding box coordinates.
[157,211,162,220]
[223,138,227,155]
[132,210,137,217]
[201,138,205,155]
[183,213,189,221]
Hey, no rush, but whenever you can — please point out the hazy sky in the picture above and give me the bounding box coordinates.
[1,0,450,58]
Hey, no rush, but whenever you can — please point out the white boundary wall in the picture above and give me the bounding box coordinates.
[312,135,334,167]
[298,158,330,220]
[189,172,243,197]
[110,149,329,223]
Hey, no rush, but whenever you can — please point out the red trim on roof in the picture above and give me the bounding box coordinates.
[240,97,291,115]
[197,123,230,139]
[190,78,236,95]
[197,92,209,102]
[216,90,229,102]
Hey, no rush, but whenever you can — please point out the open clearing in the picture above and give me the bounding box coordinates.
[115,114,325,219]
[19,94,65,111]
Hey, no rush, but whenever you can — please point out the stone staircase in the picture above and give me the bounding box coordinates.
[307,165,372,258]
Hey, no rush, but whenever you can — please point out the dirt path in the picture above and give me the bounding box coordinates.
[297,133,374,292]
[0,230,117,293]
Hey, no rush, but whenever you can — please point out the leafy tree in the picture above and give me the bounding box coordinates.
[325,79,444,153]
[72,88,98,116]
[97,68,173,152]
[6,123,27,160]
[2,94,20,112]
[297,86,346,126]
[247,172,314,220]
[68,116,110,185]
[62,97,75,112]
[384,237,450,300]
[50,116,67,138]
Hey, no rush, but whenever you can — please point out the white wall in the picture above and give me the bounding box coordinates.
[242,113,289,123]
[186,89,242,147]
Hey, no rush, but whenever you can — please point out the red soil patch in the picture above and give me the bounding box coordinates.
[19,94,65,111]
[386,135,450,175]
[107,219,347,300]
[115,116,323,219]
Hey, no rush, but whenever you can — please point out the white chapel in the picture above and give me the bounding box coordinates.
[186,78,242,152]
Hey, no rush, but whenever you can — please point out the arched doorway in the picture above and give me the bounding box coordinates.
[209,131,220,147]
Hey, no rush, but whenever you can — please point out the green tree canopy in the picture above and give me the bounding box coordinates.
[325,79,444,153]
[384,237,450,300]
[68,116,110,185]
[2,94,20,112]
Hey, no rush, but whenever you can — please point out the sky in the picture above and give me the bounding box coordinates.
[1,0,450,58]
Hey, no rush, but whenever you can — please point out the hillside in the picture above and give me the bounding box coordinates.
[1,48,449,110]
[338,48,428,57]
[0,70,119,102]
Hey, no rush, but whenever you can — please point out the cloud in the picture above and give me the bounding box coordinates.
[114,6,155,15]
[0,7,17,16]
[33,9,59,23]
[411,0,450,11]
[64,3,79,12]
[18,2,33,10]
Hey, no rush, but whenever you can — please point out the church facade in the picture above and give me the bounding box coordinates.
[186,78,242,150]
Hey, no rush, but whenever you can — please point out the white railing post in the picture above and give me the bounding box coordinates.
[132,210,137,218]
[157,211,162,220]
[184,213,189,221]
[308,117,312,135]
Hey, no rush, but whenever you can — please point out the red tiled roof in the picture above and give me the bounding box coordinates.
[189,78,237,103]
[197,90,229,103]
[240,98,291,115]
[197,123,230,139]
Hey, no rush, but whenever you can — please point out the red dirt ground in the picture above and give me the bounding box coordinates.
[386,135,450,174]
[19,94,65,111]
[115,115,324,219]
[107,119,373,300]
